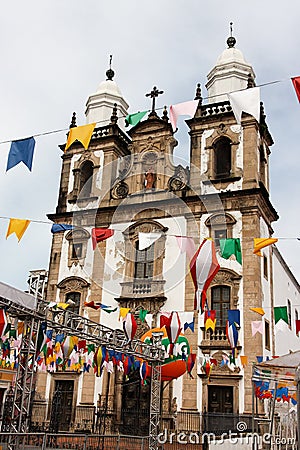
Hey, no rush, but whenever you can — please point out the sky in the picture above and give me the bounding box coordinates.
[0,0,300,291]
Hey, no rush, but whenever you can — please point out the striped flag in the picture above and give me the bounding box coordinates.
[123,313,137,343]
[190,239,220,312]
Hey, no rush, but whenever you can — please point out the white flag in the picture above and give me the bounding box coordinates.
[227,87,260,124]
[139,232,162,250]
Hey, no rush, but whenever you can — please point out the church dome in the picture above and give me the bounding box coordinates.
[96,79,123,97]
[216,47,248,66]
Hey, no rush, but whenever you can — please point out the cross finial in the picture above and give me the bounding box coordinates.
[145,86,164,117]
[227,22,236,48]
[106,54,115,81]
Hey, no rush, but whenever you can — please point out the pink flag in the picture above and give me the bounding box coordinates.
[169,100,198,131]
[190,239,220,312]
[165,312,182,355]
[176,236,196,260]
[251,321,263,336]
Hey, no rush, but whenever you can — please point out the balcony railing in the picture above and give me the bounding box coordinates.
[120,279,166,298]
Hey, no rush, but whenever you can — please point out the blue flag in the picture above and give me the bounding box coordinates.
[228,310,240,327]
[6,137,35,171]
[51,223,74,233]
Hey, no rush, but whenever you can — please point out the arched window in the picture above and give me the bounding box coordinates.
[134,241,155,279]
[213,137,231,178]
[65,291,81,315]
[211,285,230,328]
[79,161,94,197]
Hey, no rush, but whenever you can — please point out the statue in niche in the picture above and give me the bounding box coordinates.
[144,169,156,189]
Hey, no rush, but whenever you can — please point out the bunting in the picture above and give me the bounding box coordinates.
[169,100,198,131]
[0,310,8,337]
[227,87,260,124]
[6,137,35,172]
[250,307,265,316]
[175,236,196,260]
[204,310,216,332]
[219,238,242,264]
[51,224,74,233]
[251,321,263,336]
[92,228,114,250]
[253,238,278,256]
[190,239,220,312]
[65,123,96,151]
[125,111,148,127]
[6,218,30,242]
[138,232,162,250]
[274,306,288,325]
[291,77,300,102]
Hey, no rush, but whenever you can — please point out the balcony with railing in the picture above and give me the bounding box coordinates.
[120,279,166,298]
[200,326,241,351]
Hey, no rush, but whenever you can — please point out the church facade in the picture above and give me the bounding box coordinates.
[33,35,300,434]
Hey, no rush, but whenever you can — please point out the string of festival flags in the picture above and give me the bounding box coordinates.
[2,76,300,173]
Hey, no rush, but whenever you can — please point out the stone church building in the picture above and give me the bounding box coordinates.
[33,34,300,434]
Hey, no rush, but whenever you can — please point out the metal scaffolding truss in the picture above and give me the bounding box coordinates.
[0,286,164,450]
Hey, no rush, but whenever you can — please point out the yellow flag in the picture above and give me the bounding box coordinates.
[119,307,130,320]
[253,238,278,256]
[57,302,70,310]
[240,356,248,367]
[65,123,96,151]
[250,307,265,316]
[6,218,30,242]
[205,318,216,332]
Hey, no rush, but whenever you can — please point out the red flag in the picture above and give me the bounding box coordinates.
[296,319,300,335]
[123,313,137,343]
[160,312,171,328]
[292,77,300,102]
[91,228,114,250]
[84,301,101,310]
[190,239,220,312]
[0,309,8,337]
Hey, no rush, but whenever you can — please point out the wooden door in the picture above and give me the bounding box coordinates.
[50,380,74,432]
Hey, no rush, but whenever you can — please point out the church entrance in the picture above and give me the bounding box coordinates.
[206,385,234,434]
[120,369,151,436]
[49,380,74,432]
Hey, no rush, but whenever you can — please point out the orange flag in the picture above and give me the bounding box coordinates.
[253,238,278,256]
[240,356,248,367]
[6,218,30,242]
[65,123,96,151]
[250,307,265,316]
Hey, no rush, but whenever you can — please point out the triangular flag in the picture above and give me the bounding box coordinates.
[145,313,153,328]
[119,307,130,320]
[51,224,74,233]
[219,238,242,264]
[138,232,162,250]
[84,301,100,310]
[6,218,30,242]
[125,111,148,127]
[291,77,300,102]
[256,356,263,363]
[92,228,114,250]
[169,100,198,131]
[190,239,220,312]
[253,238,278,256]
[228,310,240,327]
[179,312,194,332]
[250,307,265,316]
[0,309,8,337]
[160,312,171,328]
[139,309,148,322]
[274,306,288,325]
[227,87,260,124]
[204,310,216,332]
[240,356,248,367]
[251,321,263,336]
[6,137,35,172]
[65,123,96,151]
[175,236,196,260]
[56,303,70,310]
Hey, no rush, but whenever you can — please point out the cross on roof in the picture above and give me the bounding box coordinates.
[145,86,164,115]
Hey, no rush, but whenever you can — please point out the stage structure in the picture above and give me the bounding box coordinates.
[0,280,164,450]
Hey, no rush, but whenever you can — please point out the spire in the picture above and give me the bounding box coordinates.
[227,22,236,48]
[106,54,115,81]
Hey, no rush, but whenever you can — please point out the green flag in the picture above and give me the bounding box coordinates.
[274,306,288,324]
[125,111,148,127]
[139,309,149,322]
[219,238,242,264]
